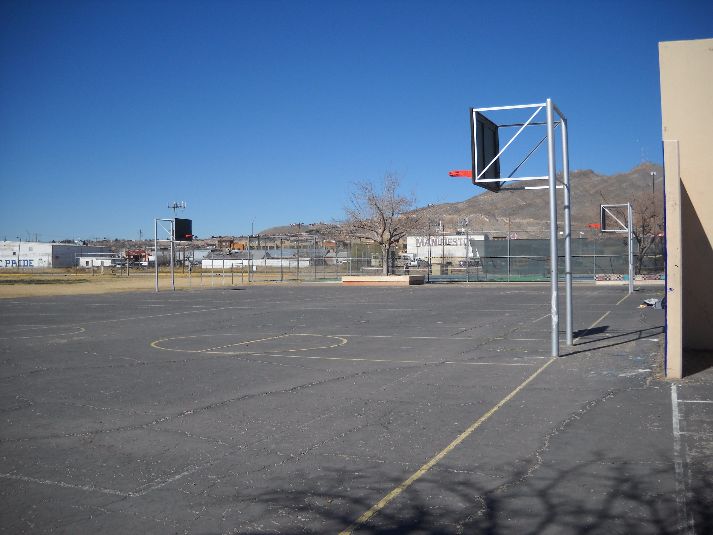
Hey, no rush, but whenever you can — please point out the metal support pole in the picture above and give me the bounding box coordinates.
[465,228,470,283]
[170,220,175,292]
[507,218,511,282]
[628,202,634,294]
[546,99,559,357]
[562,117,573,346]
[154,219,159,292]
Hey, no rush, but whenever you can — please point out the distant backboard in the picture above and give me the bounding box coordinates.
[600,204,629,233]
[174,218,193,241]
[470,110,502,192]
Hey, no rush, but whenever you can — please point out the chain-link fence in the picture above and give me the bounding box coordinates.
[195,231,664,283]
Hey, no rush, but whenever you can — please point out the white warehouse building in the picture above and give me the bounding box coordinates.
[0,241,113,269]
[406,234,488,261]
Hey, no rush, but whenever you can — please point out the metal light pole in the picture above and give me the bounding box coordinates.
[16,237,21,272]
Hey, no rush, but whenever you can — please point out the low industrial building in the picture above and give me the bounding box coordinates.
[406,234,488,261]
[0,241,112,269]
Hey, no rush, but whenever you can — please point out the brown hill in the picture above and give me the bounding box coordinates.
[412,163,663,237]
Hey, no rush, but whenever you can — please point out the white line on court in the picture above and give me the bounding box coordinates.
[0,464,205,499]
[0,472,130,497]
[336,334,480,341]
[671,384,695,535]
[214,353,539,367]
[615,293,631,306]
[677,400,713,403]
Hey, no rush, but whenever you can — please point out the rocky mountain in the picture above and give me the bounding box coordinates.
[258,163,663,239]
[411,163,663,237]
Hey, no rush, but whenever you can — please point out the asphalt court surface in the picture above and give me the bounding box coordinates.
[1,282,707,534]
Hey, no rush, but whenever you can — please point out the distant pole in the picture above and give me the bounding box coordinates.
[628,202,634,294]
[16,237,21,272]
[507,218,511,282]
[170,220,175,292]
[154,220,158,292]
[441,220,445,275]
[427,221,432,283]
[247,234,252,283]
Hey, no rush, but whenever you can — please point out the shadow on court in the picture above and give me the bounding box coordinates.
[230,454,711,534]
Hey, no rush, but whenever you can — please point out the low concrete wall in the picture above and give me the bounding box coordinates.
[342,275,425,286]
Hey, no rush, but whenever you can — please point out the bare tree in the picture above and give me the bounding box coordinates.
[632,190,664,274]
[343,174,420,275]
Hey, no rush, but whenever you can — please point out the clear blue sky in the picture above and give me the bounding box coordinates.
[1,0,711,241]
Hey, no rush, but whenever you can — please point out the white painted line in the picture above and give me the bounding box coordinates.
[678,399,713,404]
[244,354,537,366]
[336,335,478,341]
[532,314,549,323]
[0,472,130,497]
[615,293,630,306]
[671,384,695,534]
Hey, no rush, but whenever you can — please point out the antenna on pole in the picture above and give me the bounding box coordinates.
[168,201,187,217]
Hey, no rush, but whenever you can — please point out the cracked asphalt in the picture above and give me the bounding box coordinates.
[1,282,710,534]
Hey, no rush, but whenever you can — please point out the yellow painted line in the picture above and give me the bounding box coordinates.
[573,310,610,344]
[338,356,557,535]
[615,293,630,306]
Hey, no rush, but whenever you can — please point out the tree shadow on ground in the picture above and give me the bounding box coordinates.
[229,451,710,534]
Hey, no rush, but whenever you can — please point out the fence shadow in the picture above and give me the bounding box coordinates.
[562,325,664,357]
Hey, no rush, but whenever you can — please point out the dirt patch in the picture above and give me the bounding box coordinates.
[0,273,202,298]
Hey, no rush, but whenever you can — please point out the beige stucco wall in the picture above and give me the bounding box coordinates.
[659,38,713,377]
